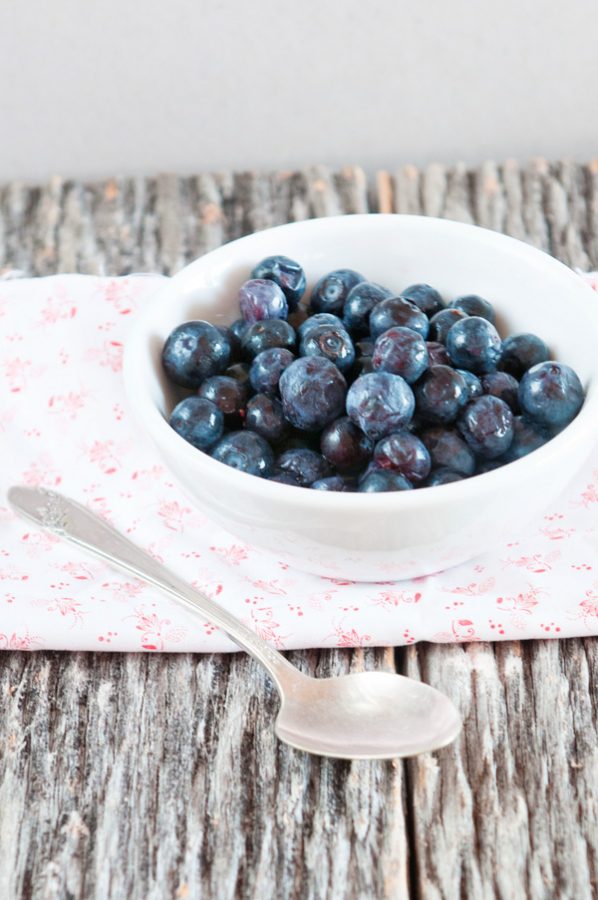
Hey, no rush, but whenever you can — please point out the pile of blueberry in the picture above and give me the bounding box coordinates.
[162,255,585,492]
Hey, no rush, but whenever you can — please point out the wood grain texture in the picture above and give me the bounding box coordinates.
[3,159,598,277]
[404,640,598,900]
[0,648,406,900]
[0,160,597,899]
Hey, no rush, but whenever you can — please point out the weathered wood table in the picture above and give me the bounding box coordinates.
[0,162,597,899]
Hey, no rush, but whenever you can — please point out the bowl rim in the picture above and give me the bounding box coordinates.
[124,213,598,510]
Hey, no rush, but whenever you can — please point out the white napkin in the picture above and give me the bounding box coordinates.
[1,274,597,652]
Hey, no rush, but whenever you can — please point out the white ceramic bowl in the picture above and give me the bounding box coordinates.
[123,215,598,581]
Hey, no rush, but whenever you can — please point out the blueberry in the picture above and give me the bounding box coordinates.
[500,333,550,378]
[230,317,249,346]
[225,361,251,385]
[169,397,224,451]
[481,372,520,413]
[311,475,354,492]
[251,255,306,310]
[279,356,347,431]
[372,327,429,383]
[426,342,451,367]
[503,415,552,462]
[320,416,373,474]
[458,396,514,459]
[373,431,431,484]
[426,468,465,486]
[225,320,247,364]
[475,459,504,475]
[418,426,476,476]
[211,431,274,477]
[198,375,248,424]
[357,468,413,493]
[428,308,467,344]
[162,321,231,388]
[343,282,393,336]
[310,269,365,315]
[414,365,468,424]
[274,448,332,486]
[249,347,295,395]
[216,325,241,363]
[449,294,495,324]
[369,297,429,340]
[241,319,296,360]
[518,361,584,427]
[245,394,289,443]
[298,312,344,338]
[456,369,483,401]
[401,283,445,317]
[224,319,247,365]
[300,324,355,374]
[346,372,415,440]
[239,278,288,323]
[269,471,303,486]
[446,316,502,374]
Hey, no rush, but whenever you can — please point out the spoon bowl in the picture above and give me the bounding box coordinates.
[275,670,462,759]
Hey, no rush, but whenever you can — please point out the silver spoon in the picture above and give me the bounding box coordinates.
[8,485,461,759]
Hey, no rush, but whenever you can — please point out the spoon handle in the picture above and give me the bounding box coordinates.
[7,486,297,690]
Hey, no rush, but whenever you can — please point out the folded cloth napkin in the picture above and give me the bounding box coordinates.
[1,274,597,653]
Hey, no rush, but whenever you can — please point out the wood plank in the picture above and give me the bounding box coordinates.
[402,640,598,899]
[0,648,408,900]
[3,162,598,276]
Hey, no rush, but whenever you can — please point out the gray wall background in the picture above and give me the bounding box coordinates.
[1,0,597,181]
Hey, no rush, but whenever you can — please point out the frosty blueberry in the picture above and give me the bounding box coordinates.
[446,316,502,374]
[279,357,347,432]
[251,256,306,310]
[458,396,514,459]
[239,278,288,323]
[372,327,429,384]
[162,321,231,388]
[414,365,468,425]
[518,362,584,428]
[373,431,432,484]
[369,297,429,340]
[346,372,415,440]
[500,333,550,378]
[310,269,364,315]
[401,283,445,317]
[211,431,275,477]
[169,397,224,450]
[449,294,495,324]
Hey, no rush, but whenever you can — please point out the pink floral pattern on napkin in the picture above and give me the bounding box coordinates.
[1,273,597,653]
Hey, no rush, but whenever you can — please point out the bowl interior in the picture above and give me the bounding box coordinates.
[132,214,598,431]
